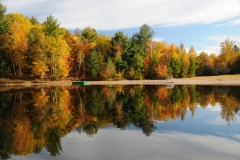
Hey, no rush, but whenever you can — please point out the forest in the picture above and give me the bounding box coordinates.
[0,85,240,158]
[0,3,240,80]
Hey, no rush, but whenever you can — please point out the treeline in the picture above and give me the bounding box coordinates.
[0,3,240,80]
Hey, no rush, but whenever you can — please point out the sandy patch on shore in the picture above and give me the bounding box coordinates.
[1,75,240,86]
[88,78,240,85]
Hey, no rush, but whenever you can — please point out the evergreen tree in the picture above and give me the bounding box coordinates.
[168,58,181,78]
[0,3,8,34]
[0,3,8,78]
[29,16,40,25]
[45,128,62,157]
[135,24,155,52]
[88,50,104,80]
[110,31,131,76]
[189,57,197,77]
[43,15,60,37]
[79,27,98,43]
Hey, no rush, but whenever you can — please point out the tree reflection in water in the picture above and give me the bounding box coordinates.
[0,85,240,158]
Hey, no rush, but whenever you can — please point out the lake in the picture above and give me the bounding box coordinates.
[0,85,240,160]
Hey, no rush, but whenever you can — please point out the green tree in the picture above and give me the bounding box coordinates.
[0,130,13,160]
[110,31,131,62]
[124,39,145,79]
[148,52,159,79]
[188,46,197,77]
[88,50,104,80]
[43,15,60,37]
[168,57,182,78]
[0,3,8,34]
[29,16,40,25]
[79,27,98,43]
[0,3,8,78]
[135,24,155,52]
[132,53,144,79]
[45,128,62,157]
[233,44,239,53]
[189,57,197,77]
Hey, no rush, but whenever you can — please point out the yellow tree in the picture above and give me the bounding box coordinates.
[64,30,81,77]
[42,15,71,79]
[156,41,170,64]
[96,35,111,56]
[28,26,50,79]
[1,13,32,77]
[219,39,234,65]
[78,40,91,78]
[209,53,218,74]
[196,52,211,76]
[181,52,190,77]
[12,117,35,155]
[188,46,197,57]
[48,35,71,79]
[179,43,189,77]
[218,39,234,74]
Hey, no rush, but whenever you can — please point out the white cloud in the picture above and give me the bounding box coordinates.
[206,35,240,43]
[153,37,164,42]
[206,117,228,125]
[232,133,240,140]
[12,129,240,160]
[2,0,240,30]
[196,35,240,54]
[196,45,220,54]
[230,19,240,26]
[213,22,230,28]
[207,105,222,112]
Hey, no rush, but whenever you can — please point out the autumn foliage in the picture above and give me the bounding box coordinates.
[0,3,240,80]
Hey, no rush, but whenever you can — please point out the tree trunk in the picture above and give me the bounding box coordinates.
[9,52,16,76]
[76,54,82,78]
[18,56,21,77]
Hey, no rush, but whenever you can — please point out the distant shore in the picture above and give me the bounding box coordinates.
[1,75,240,86]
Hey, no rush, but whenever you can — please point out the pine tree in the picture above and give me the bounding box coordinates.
[43,15,60,37]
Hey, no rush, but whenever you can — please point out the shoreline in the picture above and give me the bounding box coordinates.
[1,76,240,86]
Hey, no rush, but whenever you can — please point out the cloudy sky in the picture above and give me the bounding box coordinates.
[1,0,240,54]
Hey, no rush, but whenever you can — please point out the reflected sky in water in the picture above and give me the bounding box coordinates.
[13,103,240,160]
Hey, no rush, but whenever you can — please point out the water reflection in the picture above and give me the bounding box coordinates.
[0,85,240,159]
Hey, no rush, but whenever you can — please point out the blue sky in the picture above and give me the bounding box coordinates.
[1,0,240,54]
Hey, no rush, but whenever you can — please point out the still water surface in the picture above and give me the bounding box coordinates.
[0,85,240,160]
